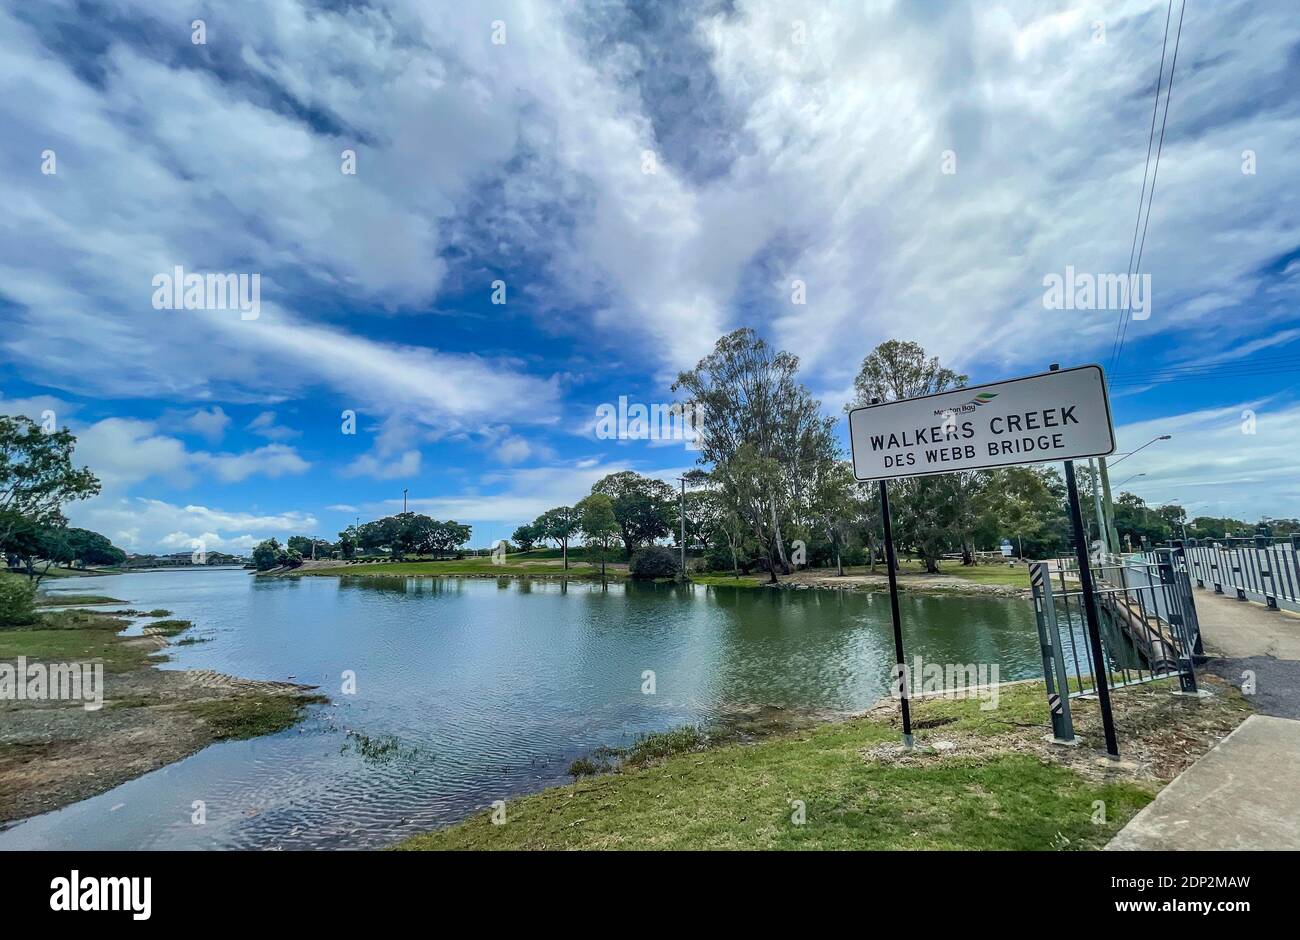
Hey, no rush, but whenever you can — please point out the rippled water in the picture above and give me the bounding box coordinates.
[2,568,1040,850]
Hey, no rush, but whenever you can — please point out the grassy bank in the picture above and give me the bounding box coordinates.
[396,677,1249,851]
[290,553,627,581]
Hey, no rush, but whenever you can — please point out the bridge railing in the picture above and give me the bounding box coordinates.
[1177,536,1300,613]
[1030,547,1201,743]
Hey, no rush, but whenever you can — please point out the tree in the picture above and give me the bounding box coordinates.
[337,526,358,559]
[847,339,967,406]
[808,460,857,576]
[591,471,674,557]
[674,328,838,577]
[393,513,438,558]
[1114,492,1171,549]
[0,416,100,547]
[713,444,787,583]
[3,520,74,581]
[63,527,126,567]
[576,493,619,579]
[847,340,968,573]
[1155,504,1187,539]
[428,519,472,557]
[511,523,539,552]
[1188,515,1252,539]
[288,535,333,560]
[357,516,401,556]
[695,484,748,578]
[535,507,577,570]
[252,538,284,571]
[975,466,1069,560]
[854,481,884,572]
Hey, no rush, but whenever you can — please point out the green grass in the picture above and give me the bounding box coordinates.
[0,619,155,672]
[689,573,766,588]
[181,692,328,740]
[146,619,192,637]
[34,593,126,607]
[395,685,1156,851]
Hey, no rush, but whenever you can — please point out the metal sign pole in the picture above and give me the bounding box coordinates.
[878,477,914,749]
[1063,459,1120,757]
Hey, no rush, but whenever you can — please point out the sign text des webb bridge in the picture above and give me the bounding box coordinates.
[848,365,1116,482]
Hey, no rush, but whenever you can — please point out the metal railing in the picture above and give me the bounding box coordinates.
[1180,536,1300,612]
[1030,547,1201,742]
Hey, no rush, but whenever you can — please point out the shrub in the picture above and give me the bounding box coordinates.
[630,546,680,580]
[252,539,282,571]
[0,574,37,627]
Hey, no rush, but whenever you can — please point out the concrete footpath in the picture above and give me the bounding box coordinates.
[1107,714,1300,850]
[1193,587,1300,661]
[1108,585,1300,849]
[1195,587,1300,719]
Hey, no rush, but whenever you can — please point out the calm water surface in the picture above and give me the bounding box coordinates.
[1,568,1039,849]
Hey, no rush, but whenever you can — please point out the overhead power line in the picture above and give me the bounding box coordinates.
[1109,0,1173,372]
[1115,0,1187,368]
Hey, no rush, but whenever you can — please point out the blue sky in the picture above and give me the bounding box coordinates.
[2,0,1298,553]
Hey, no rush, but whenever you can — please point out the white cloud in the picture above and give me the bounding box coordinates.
[0,394,73,424]
[1109,399,1300,521]
[494,435,533,464]
[65,497,318,553]
[401,458,689,526]
[184,406,231,443]
[71,417,308,488]
[341,448,421,480]
[0,0,559,433]
[73,418,192,489]
[246,410,299,442]
[194,443,311,483]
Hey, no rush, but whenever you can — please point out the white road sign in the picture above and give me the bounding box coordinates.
[848,365,1115,482]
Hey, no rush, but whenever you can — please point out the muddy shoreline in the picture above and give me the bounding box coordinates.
[0,604,324,827]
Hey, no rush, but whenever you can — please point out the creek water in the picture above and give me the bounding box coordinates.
[1,568,1039,849]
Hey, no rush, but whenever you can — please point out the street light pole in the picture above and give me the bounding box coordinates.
[403,488,408,514]
[1108,434,1172,467]
[1115,471,1146,489]
[677,476,687,578]
[1088,460,1107,553]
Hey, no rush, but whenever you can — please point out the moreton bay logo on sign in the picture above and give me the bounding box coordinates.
[848,365,1116,482]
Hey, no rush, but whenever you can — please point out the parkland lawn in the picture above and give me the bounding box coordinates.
[288,551,1030,593]
[396,678,1249,851]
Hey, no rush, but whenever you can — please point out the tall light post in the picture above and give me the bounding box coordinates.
[676,472,707,579]
[675,476,689,578]
[1102,435,1170,554]
[1115,471,1146,489]
[403,488,408,514]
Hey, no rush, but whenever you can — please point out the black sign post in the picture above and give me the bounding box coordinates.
[1052,366,1120,757]
[878,477,914,749]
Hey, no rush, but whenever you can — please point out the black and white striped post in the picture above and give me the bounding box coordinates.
[1030,561,1075,744]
